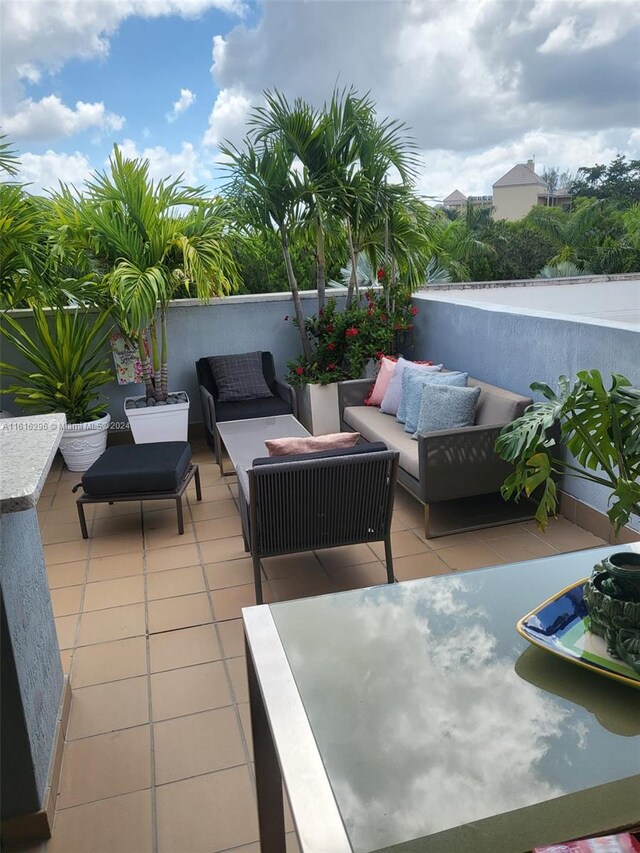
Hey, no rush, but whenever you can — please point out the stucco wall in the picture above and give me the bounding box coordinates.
[492,183,541,221]
[408,293,640,529]
[0,508,64,817]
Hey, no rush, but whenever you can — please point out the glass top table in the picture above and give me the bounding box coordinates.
[216,414,309,473]
[243,544,640,852]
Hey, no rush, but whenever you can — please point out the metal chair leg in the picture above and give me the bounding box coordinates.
[76,501,89,540]
[253,553,263,605]
[384,536,394,584]
[194,465,202,501]
[176,497,184,534]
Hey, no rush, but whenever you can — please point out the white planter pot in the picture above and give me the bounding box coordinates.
[296,383,340,435]
[59,413,111,472]
[125,393,190,444]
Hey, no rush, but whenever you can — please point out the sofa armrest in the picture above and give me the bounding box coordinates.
[274,376,297,418]
[199,384,217,437]
[338,379,373,420]
[416,423,512,503]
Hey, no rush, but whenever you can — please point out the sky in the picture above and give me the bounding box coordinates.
[1,0,639,200]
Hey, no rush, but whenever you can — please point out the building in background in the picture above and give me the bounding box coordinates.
[442,160,572,221]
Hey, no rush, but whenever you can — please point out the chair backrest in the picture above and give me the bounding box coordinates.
[195,352,276,399]
[248,450,399,557]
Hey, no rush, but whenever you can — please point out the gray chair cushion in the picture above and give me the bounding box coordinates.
[82,442,191,495]
[215,395,291,422]
[209,352,273,402]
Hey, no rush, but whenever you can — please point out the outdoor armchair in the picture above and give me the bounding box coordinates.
[196,352,296,471]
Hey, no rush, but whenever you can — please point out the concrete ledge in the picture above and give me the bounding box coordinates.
[1,676,72,849]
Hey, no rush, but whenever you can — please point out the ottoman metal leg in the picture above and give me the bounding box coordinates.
[176,497,184,535]
[76,500,89,540]
[194,465,202,501]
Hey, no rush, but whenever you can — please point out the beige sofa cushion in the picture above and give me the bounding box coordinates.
[343,406,419,479]
[469,378,531,425]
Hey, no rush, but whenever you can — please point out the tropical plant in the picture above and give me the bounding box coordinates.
[63,146,239,402]
[536,260,591,278]
[0,308,114,423]
[496,371,640,534]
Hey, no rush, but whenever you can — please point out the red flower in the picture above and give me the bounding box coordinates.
[327,342,335,351]
[367,307,374,316]
[375,351,385,360]
[345,327,359,338]
[325,324,334,333]
[327,362,337,370]
[295,366,304,376]
[410,306,418,316]
[394,322,404,330]
[376,268,385,281]
[319,308,325,316]
[380,314,387,322]
[408,323,414,330]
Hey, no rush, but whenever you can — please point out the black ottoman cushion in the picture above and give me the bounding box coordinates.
[82,442,192,496]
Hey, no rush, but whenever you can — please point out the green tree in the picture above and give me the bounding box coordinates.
[567,155,640,204]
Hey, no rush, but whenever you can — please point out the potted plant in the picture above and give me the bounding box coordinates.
[495,370,640,533]
[65,146,239,443]
[0,307,114,471]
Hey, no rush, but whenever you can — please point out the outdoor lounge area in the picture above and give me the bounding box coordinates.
[8,433,634,853]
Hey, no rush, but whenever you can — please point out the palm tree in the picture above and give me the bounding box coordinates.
[64,146,239,402]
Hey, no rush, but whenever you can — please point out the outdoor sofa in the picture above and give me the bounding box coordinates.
[338,376,534,538]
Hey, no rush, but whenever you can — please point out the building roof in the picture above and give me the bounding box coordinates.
[493,162,547,189]
[442,189,467,203]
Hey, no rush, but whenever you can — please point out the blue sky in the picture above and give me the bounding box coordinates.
[1,0,639,198]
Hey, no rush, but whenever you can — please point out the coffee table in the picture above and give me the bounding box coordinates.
[216,414,310,476]
[243,544,640,852]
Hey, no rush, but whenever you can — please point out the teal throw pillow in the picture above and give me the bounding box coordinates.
[412,383,481,438]
[403,372,468,434]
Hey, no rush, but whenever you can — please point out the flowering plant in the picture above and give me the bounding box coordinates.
[287,275,417,386]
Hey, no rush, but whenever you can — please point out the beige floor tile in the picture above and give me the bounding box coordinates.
[77,603,146,647]
[142,507,180,530]
[50,491,82,510]
[474,523,533,541]
[149,624,222,673]
[91,514,143,538]
[316,543,378,571]
[146,564,206,600]
[90,531,144,559]
[205,558,255,590]
[42,520,84,546]
[83,575,145,611]
[210,583,271,621]
[145,524,196,550]
[261,551,324,581]
[194,515,243,542]
[140,498,179,513]
[390,513,410,532]
[486,532,558,562]
[326,561,389,590]
[55,615,79,650]
[526,517,607,552]
[286,832,301,853]
[226,656,248,704]
[392,551,453,581]
[237,702,252,756]
[50,586,83,618]
[153,706,245,785]
[438,541,506,571]
[88,552,144,582]
[146,542,201,573]
[156,766,259,853]
[269,572,336,602]
[190,483,232,504]
[190,498,239,523]
[394,503,425,529]
[67,675,149,740]
[217,619,245,659]
[71,637,148,688]
[93,501,142,519]
[57,725,151,809]
[47,560,87,589]
[43,540,90,565]
[199,536,247,564]
[418,530,484,550]
[151,660,232,721]
[370,530,428,560]
[44,505,87,528]
[148,592,213,634]
[47,789,152,853]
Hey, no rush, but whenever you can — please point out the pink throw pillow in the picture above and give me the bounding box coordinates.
[365,356,397,406]
[265,432,361,457]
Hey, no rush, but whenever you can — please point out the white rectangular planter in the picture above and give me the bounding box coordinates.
[296,383,340,436]
[124,393,190,443]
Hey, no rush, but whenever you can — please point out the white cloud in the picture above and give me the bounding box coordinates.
[114,139,212,186]
[167,88,196,122]
[2,95,125,141]
[203,85,252,148]
[16,63,41,84]
[18,149,93,195]
[1,0,246,111]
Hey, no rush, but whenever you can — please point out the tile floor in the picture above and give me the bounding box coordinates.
[27,442,623,853]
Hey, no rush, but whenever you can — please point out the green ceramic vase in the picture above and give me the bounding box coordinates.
[584,553,640,674]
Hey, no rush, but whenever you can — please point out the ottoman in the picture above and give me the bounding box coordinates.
[73,442,201,538]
